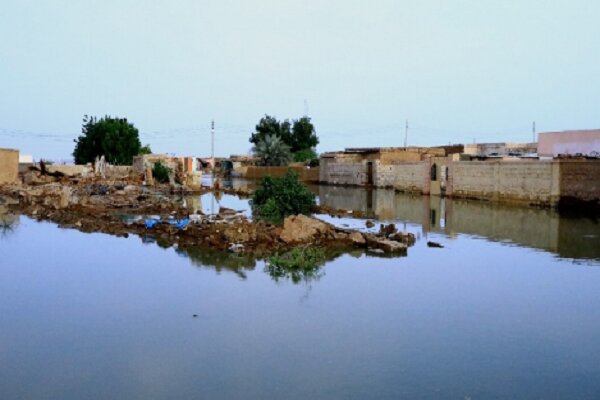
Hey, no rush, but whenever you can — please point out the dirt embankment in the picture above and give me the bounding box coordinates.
[0,172,415,258]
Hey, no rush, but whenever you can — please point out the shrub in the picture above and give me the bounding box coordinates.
[152,161,171,183]
[252,170,316,224]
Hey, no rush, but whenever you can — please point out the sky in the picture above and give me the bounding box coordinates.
[1,0,600,160]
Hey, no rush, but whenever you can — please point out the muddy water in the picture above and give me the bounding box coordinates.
[1,186,600,399]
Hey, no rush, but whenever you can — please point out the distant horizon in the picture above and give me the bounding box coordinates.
[3,120,599,162]
[2,0,599,159]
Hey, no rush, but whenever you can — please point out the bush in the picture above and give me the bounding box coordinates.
[266,247,327,284]
[152,161,171,183]
[252,170,316,224]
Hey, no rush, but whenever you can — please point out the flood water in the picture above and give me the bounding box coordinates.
[1,185,600,399]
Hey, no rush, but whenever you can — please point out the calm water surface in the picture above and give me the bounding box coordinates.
[1,187,600,399]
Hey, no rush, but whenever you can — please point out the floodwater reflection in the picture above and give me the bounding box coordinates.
[318,185,600,260]
[0,211,19,238]
[180,247,257,279]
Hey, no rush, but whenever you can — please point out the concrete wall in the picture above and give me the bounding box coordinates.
[319,154,367,185]
[242,165,319,181]
[374,161,427,192]
[559,160,600,204]
[448,160,560,206]
[0,148,19,184]
[320,150,599,207]
[538,129,600,157]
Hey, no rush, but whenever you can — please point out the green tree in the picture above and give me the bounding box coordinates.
[249,115,292,147]
[73,115,150,165]
[293,148,318,162]
[290,116,318,153]
[253,134,292,166]
[250,115,318,160]
[139,144,152,155]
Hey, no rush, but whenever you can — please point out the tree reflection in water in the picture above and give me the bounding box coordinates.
[265,248,363,284]
[178,247,257,280]
[0,212,19,238]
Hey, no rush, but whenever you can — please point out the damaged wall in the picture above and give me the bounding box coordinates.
[0,148,19,184]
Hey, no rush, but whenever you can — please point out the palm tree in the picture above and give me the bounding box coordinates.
[253,134,292,166]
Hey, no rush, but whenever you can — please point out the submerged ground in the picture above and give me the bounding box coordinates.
[1,185,600,399]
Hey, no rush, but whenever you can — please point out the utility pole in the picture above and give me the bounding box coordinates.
[210,120,215,177]
[532,121,536,143]
[404,120,408,148]
[211,120,215,159]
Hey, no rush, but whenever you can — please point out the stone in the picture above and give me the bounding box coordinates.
[365,234,407,254]
[349,231,366,246]
[365,220,375,228]
[279,214,331,244]
[427,241,444,248]
[389,231,416,245]
[379,223,396,238]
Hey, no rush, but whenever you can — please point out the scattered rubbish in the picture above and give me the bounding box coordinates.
[175,218,189,229]
[145,219,159,229]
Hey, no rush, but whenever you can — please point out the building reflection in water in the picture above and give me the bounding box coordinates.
[318,185,600,260]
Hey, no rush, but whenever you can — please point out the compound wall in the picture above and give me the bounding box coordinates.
[0,148,19,184]
[447,160,560,206]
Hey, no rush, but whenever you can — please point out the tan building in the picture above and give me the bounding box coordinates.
[320,146,600,207]
[538,129,600,158]
[320,147,445,187]
[0,148,19,184]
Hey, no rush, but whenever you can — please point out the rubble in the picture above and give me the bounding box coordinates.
[0,174,416,259]
[365,235,407,254]
[279,214,331,244]
[349,231,366,245]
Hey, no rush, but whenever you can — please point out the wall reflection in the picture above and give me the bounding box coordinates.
[318,186,600,260]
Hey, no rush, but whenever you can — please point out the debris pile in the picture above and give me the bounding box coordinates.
[0,175,416,259]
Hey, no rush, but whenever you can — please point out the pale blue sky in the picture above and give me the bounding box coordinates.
[1,0,599,159]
